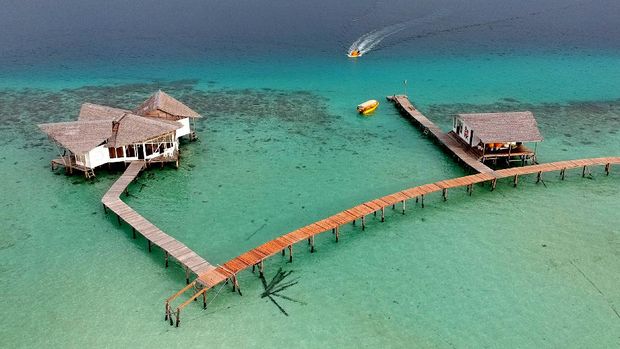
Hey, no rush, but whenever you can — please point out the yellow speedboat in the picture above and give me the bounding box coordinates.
[357,100,379,115]
[347,49,362,58]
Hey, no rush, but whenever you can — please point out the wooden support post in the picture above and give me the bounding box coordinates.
[582,165,587,177]
[259,260,264,277]
[185,267,190,284]
[374,211,377,217]
[281,249,285,256]
[402,200,406,215]
[491,179,497,191]
[252,264,256,273]
[421,194,425,208]
[175,309,180,327]
[513,174,519,187]
[605,163,610,176]
[288,245,293,262]
[392,204,395,210]
[352,219,356,226]
[165,252,169,268]
[536,171,542,183]
[165,301,170,322]
[310,236,315,253]
[561,168,566,180]
[148,240,152,252]
[442,188,448,201]
[116,214,121,226]
[415,196,419,203]
[202,290,207,310]
[335,226,340,242]
[361,216,366,230]
[132,227,136,239]
[381,207,385,222]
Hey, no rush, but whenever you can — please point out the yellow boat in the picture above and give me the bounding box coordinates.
[347,49,362,58]
[357,99,379,115]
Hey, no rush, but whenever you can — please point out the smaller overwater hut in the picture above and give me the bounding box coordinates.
[452,111,543,165]
[39,91,201,178]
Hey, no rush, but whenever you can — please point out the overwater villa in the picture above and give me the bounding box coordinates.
[39,90,201,178]
[452,111,543,165]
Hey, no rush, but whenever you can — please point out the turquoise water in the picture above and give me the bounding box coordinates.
[1,1,620,347]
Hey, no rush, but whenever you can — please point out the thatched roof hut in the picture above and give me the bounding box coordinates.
[456,111,543,144]
[134,90,201,120]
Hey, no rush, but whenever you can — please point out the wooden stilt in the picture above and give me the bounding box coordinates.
[234,275,242,296]
[281,249,285,256]
[252,264,256,273]
[415,196,419,203]
[421,194,425,208]
[561,168,566,180]
[310,236,315,253]
[132,227,136,239]
[175,309,180,327]
[165,252,169,268]
[288,245,293,262]
[381,207,385,222]
[392,204,395,210]
[513,174,519,187]
[259,260,264,277]
[402,200,406,215]
[361,216,366,230]
[536,171,542,183]
[582,165,586,177]
[148,240,152,252]
[442,188,448,201]
[605,163,610,175]
[352,219,356,226]
[491,179,497,191]
[202,290,207,310]
[185,267,189,284]
[335,226,339,242]
[116,214,121,225]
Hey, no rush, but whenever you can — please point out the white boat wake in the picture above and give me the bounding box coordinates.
[347,11,449,57]
[347,23,408,57]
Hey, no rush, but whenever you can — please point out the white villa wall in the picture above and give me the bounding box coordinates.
[176,118,191,138]
[453,118,476,146]
[87,145,110,168]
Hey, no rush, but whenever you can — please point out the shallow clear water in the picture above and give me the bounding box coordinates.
[1,1,619,348]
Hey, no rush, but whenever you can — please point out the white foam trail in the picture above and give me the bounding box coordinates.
[348,10,449,56]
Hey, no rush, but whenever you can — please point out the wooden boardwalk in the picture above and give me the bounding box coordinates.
[165,156,619,326]
[102,161,215,283]
[387,95,495,174]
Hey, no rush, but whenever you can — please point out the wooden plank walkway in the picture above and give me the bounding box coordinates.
[165,156,619,326]
[387,95,495,174]
[102,161,215,282]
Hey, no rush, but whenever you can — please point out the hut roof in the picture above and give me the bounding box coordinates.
[109,113,180,148]
[39,113,181,154]
[457,111,543,143]
[134,90,201,118]
[39,120,112,154]
[78,103,131,121]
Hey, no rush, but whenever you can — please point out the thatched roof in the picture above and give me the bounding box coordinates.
[109,113,180,148]
[134,90,201,118]
[39,120,112,154]
[40,113,181,154]
[458,111,543,143]
[78,103,130,121]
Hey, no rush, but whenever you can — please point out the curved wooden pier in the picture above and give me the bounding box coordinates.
[102,161,215,283]
[165,156,618,326]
